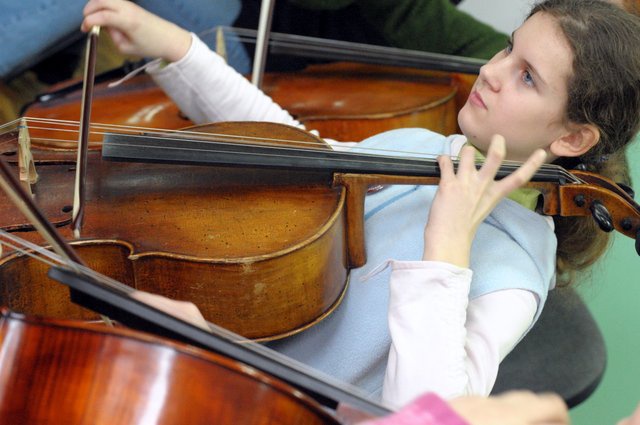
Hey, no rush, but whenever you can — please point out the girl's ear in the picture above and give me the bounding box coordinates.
[549,123,600,158]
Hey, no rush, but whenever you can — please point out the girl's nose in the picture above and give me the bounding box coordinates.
[478,60,502,92]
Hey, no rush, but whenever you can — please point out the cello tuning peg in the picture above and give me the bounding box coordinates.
[575,163,589,171]
[617,182,636,199]
[590,200,614,233]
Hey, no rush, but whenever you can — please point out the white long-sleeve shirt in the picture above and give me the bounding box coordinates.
[146,33,544,409]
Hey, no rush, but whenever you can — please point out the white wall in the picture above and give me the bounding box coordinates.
[457,0,534,34]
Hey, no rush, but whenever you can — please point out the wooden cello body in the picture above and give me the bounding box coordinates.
[0,308,340,424]
[23,61,473,143]
[0,122,348,341]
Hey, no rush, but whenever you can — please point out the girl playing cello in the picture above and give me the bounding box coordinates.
[81,0,640,409]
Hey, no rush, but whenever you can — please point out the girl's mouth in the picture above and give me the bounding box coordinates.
[469,91,487,109]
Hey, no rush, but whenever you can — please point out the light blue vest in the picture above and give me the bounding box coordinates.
[267,128,557,400]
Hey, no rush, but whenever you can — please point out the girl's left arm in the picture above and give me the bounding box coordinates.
[381,261,536,408]
[382,137,546,408]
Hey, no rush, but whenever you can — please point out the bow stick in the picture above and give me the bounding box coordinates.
[251,0,276,88]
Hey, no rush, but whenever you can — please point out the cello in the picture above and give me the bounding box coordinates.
[0,308,342,424]
[22,29,483,143]
[23,62,469,143]
[0,119,351,341]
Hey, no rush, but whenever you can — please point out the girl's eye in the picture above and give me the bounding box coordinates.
[505,39,534,87]
[505,40,513,54]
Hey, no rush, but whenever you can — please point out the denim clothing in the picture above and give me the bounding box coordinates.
[0,0,248,79]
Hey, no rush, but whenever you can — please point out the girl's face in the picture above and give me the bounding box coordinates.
[457,12,574,162]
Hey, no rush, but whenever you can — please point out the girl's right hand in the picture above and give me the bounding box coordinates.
[81,0,192,62]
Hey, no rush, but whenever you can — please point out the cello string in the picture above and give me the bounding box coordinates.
[0,230,61,269]
[16,116,565,176]
[5,115,571,182]
[12,119,575,185]
[2,116,576,182]
[6,115,536,171]
[100,135,570,183]
[36,126,569,181]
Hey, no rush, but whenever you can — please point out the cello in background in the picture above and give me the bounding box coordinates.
[21,29,482,144]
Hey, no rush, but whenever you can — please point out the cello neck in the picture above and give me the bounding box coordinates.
[100,130,567,184]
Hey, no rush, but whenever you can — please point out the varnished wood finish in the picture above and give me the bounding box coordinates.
[0,122,349,341]
[25,62,471,143]
[262,62,463,140]
[0,309,339,425]
[24,75,192,148]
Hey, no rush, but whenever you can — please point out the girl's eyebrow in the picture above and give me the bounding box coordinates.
[511,28,548,88]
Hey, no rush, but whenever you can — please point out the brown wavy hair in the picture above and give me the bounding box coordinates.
[528,0,640,285]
